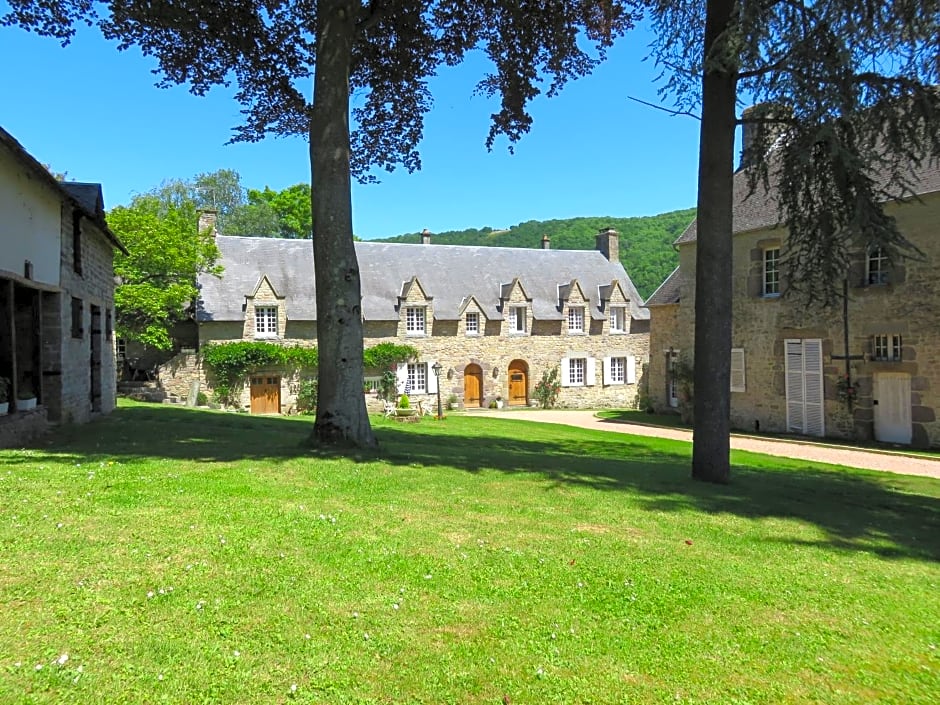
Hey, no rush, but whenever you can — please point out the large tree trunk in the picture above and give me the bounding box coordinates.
[308,0,377,448]
[691,0,737,483]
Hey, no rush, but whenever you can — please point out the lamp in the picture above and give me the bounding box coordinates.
[432,362,443,419]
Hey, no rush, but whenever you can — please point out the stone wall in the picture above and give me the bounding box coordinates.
[647,302,679,413]
[56,207,117,424]
[650,191,940,447]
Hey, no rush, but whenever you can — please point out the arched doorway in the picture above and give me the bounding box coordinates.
[464,363,483,408]
[508,360,528,406]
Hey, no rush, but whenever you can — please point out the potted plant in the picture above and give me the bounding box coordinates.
[0,376,9,415]
[395,393,416,417]
[495,395,504,409]
[17,380,37,411]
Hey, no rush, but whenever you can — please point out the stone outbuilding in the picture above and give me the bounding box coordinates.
[0,126,126,447]
[648,151,940,448]
[161,222,651,414]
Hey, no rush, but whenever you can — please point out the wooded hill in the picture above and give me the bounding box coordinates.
[373,208,695,300]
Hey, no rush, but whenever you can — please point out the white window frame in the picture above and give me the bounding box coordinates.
[561,356,596,387]
[603,355,637,386]
[465,311,479,336]
[609,306,627,333]
[254,305,278,338]
[873,334,902,361]
[730,348,746,392]
[609,357,625,384]
[396,361,438,395]
[867,247,889,285]
[763,247,780,296]
[507,305,527,334]
[405,306,426,335]
[567,306,585,334]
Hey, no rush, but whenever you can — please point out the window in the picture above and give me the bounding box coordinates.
[873,334,902,361]
[465,312,479,335]
[763,247,780,296]
[406,362,428,393]
[405,306,426,334]
[254,306,278,337]
[71,297,83,338]
[116,337,127,360]
[72,210,83,275]
[867,247,888,285]
[730,348,746,392]
[667,350,679,407]
[507,305,526,333]
[609,306,626,333]
[567,306,585,333]
[609,357,625,383]
[569,358,585,385]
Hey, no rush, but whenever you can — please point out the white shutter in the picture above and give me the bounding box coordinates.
[803,339,825,437]
[585,357,596,386]
[426,361,438,394]
[784,339,804,432]
[627,355,637,384]
[730,348,746,392]
[602,357,612,385]
[395,363,408,394]
[560,357,571,387]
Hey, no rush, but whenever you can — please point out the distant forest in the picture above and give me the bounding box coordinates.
[374,208,696,300]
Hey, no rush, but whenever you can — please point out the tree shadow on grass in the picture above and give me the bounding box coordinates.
[10,404,940,562]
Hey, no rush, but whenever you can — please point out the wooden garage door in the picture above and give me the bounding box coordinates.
[250,376,281,415]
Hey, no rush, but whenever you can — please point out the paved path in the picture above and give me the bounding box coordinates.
[473,409,940,479]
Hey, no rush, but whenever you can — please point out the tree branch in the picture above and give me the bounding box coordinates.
[628,95,701,120]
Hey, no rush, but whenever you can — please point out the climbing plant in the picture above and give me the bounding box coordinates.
[362,343,419,370]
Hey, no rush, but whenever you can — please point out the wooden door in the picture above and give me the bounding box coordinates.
[464,364,483,408]
[508,360,528,406]
[250,375,281,414]
[874,372,912,444]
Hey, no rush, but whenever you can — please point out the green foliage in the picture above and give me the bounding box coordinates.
[397,394,410,409]
[109,187,222,350]
[375,209,696,299]
[534,367,561,409]
[196,391,209,406]
[362,342,419,370]
[446,393,459,410]
[377,371,398,402]
[295,378,318,415]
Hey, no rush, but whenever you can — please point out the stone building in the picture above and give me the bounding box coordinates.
[0,126,126,447]
[647,155,940,448]
[161,220,651,413]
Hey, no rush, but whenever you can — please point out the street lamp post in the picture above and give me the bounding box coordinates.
[432,362,443,419]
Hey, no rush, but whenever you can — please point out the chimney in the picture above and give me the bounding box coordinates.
[198,209,218,237]
[541,234,551,250]
[596,227,619,262]
[421,228,432,245]
[739,103,792,170]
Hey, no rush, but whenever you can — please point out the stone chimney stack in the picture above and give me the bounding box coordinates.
[541,234,551,250]
[421,228,432,245]
[198,209,218,238]
[596,227,619,262]
[739,103,792,170]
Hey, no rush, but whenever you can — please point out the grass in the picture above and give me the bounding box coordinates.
[1,400,938,704]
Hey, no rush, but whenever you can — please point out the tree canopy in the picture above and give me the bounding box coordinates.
[109,191,221,350]
[644,0,940,482]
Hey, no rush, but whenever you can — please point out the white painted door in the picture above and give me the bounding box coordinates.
[874,372,912,444]
[784,339,825,437]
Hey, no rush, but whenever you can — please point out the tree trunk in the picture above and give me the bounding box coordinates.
[308,0,377,448]
[691,0,737,483]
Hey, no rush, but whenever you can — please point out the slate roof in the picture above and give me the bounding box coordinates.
[0,126,127,254]
[675,154,940,245]
[644,267,681,307]
[197,236,650,324]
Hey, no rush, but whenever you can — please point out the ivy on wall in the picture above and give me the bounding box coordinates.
[201,341,418,406]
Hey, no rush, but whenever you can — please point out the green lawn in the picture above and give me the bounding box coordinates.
[1,401,938,704]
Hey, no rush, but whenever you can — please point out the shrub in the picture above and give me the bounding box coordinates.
[446,393,459,410]
[377,370,398,401]
[534,367,561,408]
[398,394,410,409]
[196,391,209,406]
[296,378,318,415]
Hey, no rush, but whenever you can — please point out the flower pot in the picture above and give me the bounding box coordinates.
[495,400,504,409]
[18,397,36,411]
[395,408,417,418]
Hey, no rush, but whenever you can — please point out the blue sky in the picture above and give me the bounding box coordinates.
[0,14,706,240]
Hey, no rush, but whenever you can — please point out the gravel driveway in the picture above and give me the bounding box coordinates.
[473,409,940,480]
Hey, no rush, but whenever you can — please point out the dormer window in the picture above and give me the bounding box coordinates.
[405,306,426,335]
[867,247,888,285]
[567,306,585,333]
[507,305,527,333]
[465,312,479,335]
[609,306,627,333]
[254,306,278,338]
